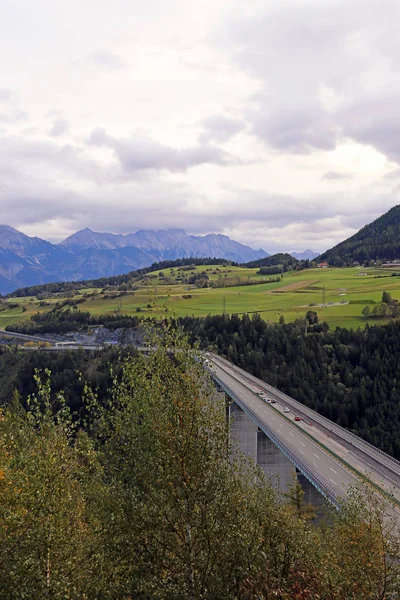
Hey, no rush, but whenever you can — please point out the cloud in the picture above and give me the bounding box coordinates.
[0,135,112,182]
[321,171,353,182]
[0,89,14,103]
[88,127,237,172]
[0,109,29,123]
[200,114,246,143]
[338,91,400,163]
[216,0,400,162]
[250,106,337,154]
[88,49,129,70]
[49,118,69,137]
[384,168,400,179]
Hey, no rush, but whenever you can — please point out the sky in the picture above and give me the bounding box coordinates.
[1,0,400,254]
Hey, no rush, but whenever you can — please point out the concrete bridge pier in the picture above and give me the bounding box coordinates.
[256,429,295,494]
[229,401,258,464]
[227,399,328,519]
[296,469,329,517]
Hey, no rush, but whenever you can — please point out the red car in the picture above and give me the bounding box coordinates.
[294,416,301,422]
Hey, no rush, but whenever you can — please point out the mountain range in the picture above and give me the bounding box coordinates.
[0,226,270,294]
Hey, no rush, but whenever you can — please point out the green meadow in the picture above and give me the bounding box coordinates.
[2,265,400,330]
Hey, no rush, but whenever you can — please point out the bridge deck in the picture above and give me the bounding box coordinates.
[210,355,400,519]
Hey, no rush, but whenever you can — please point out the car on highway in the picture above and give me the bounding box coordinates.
[283,407,290,413]
[271,399,277,404]
[294,416,301,421]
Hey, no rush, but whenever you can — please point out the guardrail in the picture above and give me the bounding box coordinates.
[212,358,400,511]
[212,354,400,474]
[214,373,341,508]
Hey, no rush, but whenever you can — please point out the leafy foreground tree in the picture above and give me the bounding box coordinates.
[94,328,320,599]
[0,380,105,599]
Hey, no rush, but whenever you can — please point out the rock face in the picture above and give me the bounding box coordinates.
[0,225,268,294]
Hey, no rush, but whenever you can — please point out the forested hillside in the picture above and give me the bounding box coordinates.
[243,252,302,269]
[318,205,400,265]
[7,257,235,297]
[180,314,400,458]
[4,311,400,457]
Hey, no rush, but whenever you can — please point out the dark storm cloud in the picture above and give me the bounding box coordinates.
[49,118,69,137]
[200,114,246,143]
[88,127,237,172]
[88,49,129,70]
[321,171,353,182]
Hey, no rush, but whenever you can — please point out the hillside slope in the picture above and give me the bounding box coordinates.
[318,206,400,264]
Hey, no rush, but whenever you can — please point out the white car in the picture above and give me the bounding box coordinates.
[283,407,290,413]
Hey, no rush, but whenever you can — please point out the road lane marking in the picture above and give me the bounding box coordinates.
[330,468,337,474]
[301,442,306,447]
[279,424,284,428]
[289,432,294,436]
[313,453,320,459]
[329,478,338,486]
[299,450,304,455]
[312,462,319,469]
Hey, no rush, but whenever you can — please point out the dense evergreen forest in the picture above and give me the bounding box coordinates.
[243,252,304,270]
[318,204,400,265]
[0,345,135,411]
[179,314,400,458]
[5,307,141,335]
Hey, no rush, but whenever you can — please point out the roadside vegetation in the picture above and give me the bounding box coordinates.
[1,330,400,599]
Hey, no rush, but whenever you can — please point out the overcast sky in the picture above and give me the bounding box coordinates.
[1,0,399,253]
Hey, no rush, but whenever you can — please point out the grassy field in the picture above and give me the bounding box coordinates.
[2,265,400,330]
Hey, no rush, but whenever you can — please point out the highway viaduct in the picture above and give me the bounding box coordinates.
[2,328,399,516]
[209,353,400,519]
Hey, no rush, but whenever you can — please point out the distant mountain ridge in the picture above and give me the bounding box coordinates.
[0,225,268,294]
[317,205,400,265]
[61,227,268,261]
[290,249,319,260]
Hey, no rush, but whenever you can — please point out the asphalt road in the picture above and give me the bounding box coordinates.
[211,354,400,504]
[210,355,400,518]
